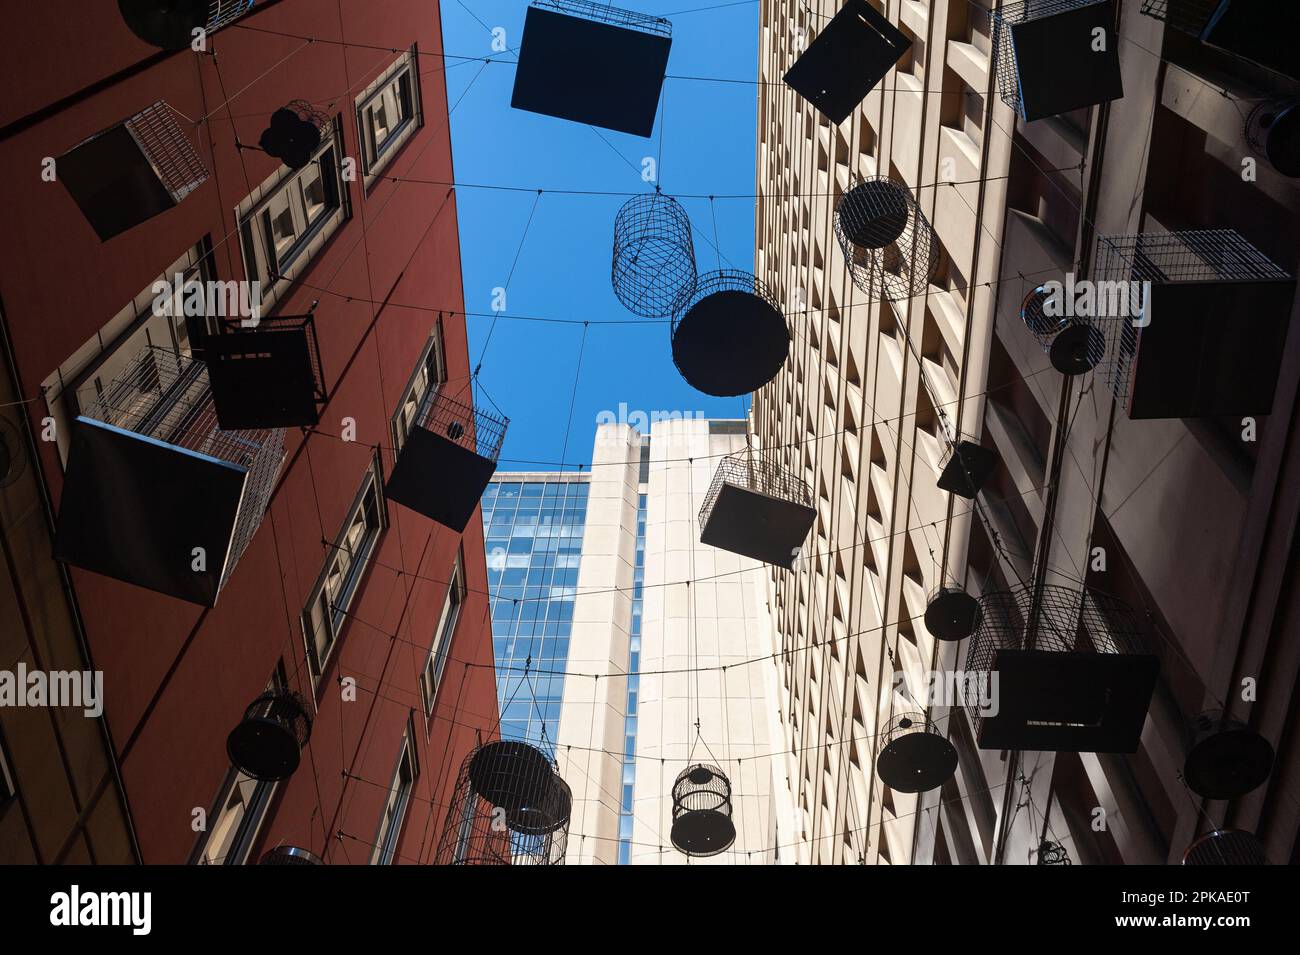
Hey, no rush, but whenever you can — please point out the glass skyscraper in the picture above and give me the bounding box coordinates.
[480,475,589,746]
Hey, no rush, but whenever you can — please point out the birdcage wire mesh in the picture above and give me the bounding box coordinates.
[124,101,209,203]
[1037,840,1072,865]
[879,712,943,748]
[670,763,735,856]
[963,583,1148,735]
[533,0,672,36]
[228,689,313,781]
[698,449,812,531]
[612,192,697,317]
[670,269,782,337]
[1019,284,1107,374]
[258,845,323,865]
[1139,0,1221,34]
[435,741,571,865]
[1183,829,1268,865]
[414,386,508,464]
[992,0,1105,117]
[833,175,938,301]
[208,0,257,31]
[1092,230,1290,403]
[211,312,327,405]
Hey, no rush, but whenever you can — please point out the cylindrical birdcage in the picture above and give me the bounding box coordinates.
[671,763,736,857]
[875,713,956,793]
[1019,284,1105,375]
[833,176,938,301]
[435,740,571,865]
[259,100,331,170]
[226,689,313,782]
[1183,710,1274,800]
[611,192,698,317]
[924,584,981,642]
[1245,100,1300,179]
[1036,840,1072,865]
[1183,829,1268,866]
[258,845,324,865]
[671,269,789,396]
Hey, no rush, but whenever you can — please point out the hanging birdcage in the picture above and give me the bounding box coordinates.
[964,583,1159,753]
[1140,1,1298,81]
[698,450,814,569]
[512,0,672,136]
[834,176,938,302]
[924,584,981,642]
[226,689,313,782]
[435,740,571,865]
[385,387,508,532]
[1245,100,1300,179]
[1093,230,1295,418]
[1036,840,1072,865]
[671,270,789,396]
[1183,829,1268,865]
[992,0,1124,121]
[875,713,956,794]
[259,100,331,170]
[1183,710,1274,800]
[936,439,998,500]
[118,0,257,50]
[671,764,736,858]
[1019,284,1106,376]
[611,192,697,318]
[203,312,327,429]
[258,845,324,865]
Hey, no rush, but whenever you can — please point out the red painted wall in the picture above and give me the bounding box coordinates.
[0,0,497,863]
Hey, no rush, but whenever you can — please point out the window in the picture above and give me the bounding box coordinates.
[391,322,446,453]
[421,551,466,716]
[372,721,419,864]
[237,119,348,314]
[356,49,424,184]
[303,455,387,683]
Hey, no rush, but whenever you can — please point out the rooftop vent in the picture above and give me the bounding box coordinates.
[964,584,1159,752]
[511,1,672,136]
[671,763,736,858]
[1141,1,1300,81]
[435,740,571,865]
[834,175,938,301]
[1183,829,1267,865]
[1019,284,1106,376]
[875,714,957,793]
[59,101,208,241]
[1093,230,1295,419]
[202,313,327,429]
[385,387,507,532]
[611,192,697,318]
[1183,710,1274,800]
[671,270,789,396]
[1245,100,1300,179]
[925,585,982,642]
[258,845,324,865]
[698,450,815,569]
[226,689,312,781]
[936,439,998,500]
[259,101,329,170]
[53,347,284,606]
[118,0,256,50]
[992,0,1124,121]
[782,0,911,125]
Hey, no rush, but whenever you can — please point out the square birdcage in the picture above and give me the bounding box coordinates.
[385,387,508,532]
[53,347,284,606]
[1142,1,1299,81]
[782,0,911,125]
[1093,230,1295,419]
[936,439,997,499]
[59,100,209,240]
[698,450,815,569]
[964,584,1159,752]
[992,0,1124,121]
[511,1,672,136]
[203,313,327,429]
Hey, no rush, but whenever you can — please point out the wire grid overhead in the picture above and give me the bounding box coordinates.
[698,448,813,530]
[535,0,672,37]
[124,101,209,202]
[833,175,938,302]
[612,192,698,318]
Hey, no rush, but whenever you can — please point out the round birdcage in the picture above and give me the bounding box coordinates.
[258,845,324,865]
[435,740,571,865]
[833,176,938,301]
[259,100,329,170]
[670,269,789,396]
[671,763,736,857]
[1183,829,1268,866]
[924,585,981,642]
[1183,710,1274,800]
[118,0,212,50]
[1246,99,1300,179]
[875,713,957,793]
[611,192,698,317]
[1020,285,1105,376]
[226,689,313,782]
[1036,840,1071,865]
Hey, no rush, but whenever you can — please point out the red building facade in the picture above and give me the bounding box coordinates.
[0,0,498,864]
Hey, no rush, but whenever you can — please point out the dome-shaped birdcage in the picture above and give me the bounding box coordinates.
[964,583,1159,753]
[1020,285,1106,376]
[671,270,789,396]
[1246,99,1300,179]
[259,100,330,170]
[671,763,736,857]
[258,845,324,865]
[1036,839,1072,865]
[875,713,956,793]
[1183,710,1274,801]
[435,740,571,865]
[1183,829,1268,866]
[226,690,313,782]
[611,192,698,317]
[924,584,981,642]
[833,176,938,302]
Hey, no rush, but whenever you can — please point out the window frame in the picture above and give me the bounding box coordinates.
[355,47,424,186]
[420,549,466,718]
[371,719,419,864]
[390,321,447,455]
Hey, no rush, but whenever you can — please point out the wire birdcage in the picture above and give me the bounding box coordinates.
[936,439,998,500]
[611,192,697,317]
[671,269,789,396]
[1036,840,1072,865]
[204,312,328,429]
[258,845,324,865]
[533,0,671,36]
[1183,829,1268,865]
[1019,284,1106,375]
[924,584,982,642]
[964,583,1159,752]
[833,175,938,301]
[1184,710,1274,800]
[671,764,736,857]
[435,741,571,865]
[118,0,257,50]
[1245,100,1300,179]
[875,713,956,793]
[226,690,313,782]
[698,449,814,568]
[259,100,331,170]
[1138,0,1220,33]
[125,102,210,203]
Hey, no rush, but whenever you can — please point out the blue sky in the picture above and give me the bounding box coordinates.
[439,0,761,470]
